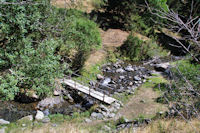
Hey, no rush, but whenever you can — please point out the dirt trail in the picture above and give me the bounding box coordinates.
[84,29,129,69]
[118,86,168,120]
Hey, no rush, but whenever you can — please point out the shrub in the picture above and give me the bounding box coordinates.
[120,35,167,61]
[56,9,102,69]
[120,36,148,61]
[0,1,65,100]
[171,60,200,90]
[0,39,64,100]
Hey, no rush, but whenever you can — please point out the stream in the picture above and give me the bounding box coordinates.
[0,56,181,122]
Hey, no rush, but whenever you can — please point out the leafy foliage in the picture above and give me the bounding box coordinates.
[0,1,101,100]
[120,35,167,61]
[0,0,65,100]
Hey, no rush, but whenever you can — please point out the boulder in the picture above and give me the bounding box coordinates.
[154,62,170,72]
[18,115,33,121]
[37,97,64,110]
[35,110,44,120]
[0,119,10,125]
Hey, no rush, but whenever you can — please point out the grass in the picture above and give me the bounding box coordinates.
[113,92,134,104]
[74,62,103,85]
[136,118,200,133]
[142,74,168,89]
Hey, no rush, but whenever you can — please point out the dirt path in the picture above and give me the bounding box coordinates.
[118,86,168,120]
[84,29,129,69]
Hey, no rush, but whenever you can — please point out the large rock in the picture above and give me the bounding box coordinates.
[0,119,10,125]
[18,115,33,122]
[37,97,64,110]
[35,110,44,120]
[154,62,170,72]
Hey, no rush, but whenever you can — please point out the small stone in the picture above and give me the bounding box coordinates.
[113,63,119,68]
[138,81,142,84]
[108,113,115,118]
[134,76,141,81]
[102,78,111,86]
[113,102,120,110]
[43,109,50,116]
[116,68,125,73]
[53,90,61,96]
[22,124,26,127]
[85,118,92,123]
[129,82,133,86]
[125,66,134,71]
[89,81,96,86]
[119,76,125,79]
[97,74,104,80]
[0,119,10,125]
[140,100,145,103]
[52,123,57,127]
[104,125,111,131]
[91,112,104,120]
[35,110,44,120]
[41,116,50,123]
[99,104,109,112]
[106,67,111,71]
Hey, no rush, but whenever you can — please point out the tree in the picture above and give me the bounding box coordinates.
[0,0,65,100]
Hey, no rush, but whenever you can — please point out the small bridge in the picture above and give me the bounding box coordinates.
[60,73,116,105]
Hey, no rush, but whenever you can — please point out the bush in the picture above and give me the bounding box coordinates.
[156,60,200,117]
[120,35,167,61]
[171,60,200,90]
[56,9,102,69]
[0,1,65,100]
[0,39,64,100]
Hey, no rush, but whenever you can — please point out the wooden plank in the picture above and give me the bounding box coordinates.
[61,79,116,104]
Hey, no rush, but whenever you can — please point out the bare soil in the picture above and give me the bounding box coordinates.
[118,86,168,120]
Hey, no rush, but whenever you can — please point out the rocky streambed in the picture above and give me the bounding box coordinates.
[0,58,173,125]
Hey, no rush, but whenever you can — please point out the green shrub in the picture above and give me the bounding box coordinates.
[120,36,148,61]
[120,35,167,61]
[56,9,102,69]
[171,60,200,90]
[0,1,65,100]
[0,39,64,100]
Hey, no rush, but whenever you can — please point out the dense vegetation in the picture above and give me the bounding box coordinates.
[0,1,199,125]
[0,0,101,100]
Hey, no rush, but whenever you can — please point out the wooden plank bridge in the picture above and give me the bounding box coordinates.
[60,78,116,104]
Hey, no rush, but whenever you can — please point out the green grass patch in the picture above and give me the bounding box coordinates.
[143,75,168,88]
[113,92,133,104]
